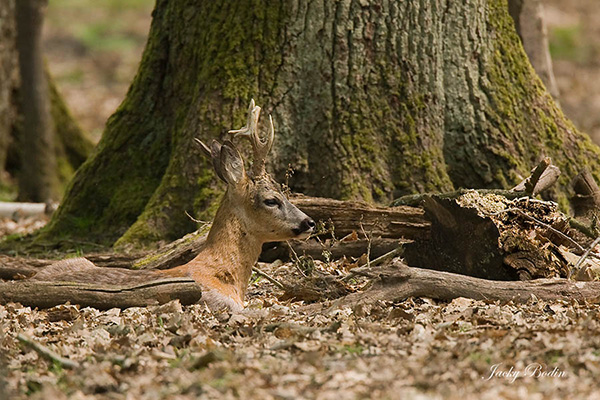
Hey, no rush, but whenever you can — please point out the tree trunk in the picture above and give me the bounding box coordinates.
[508,0,560,100]
[39,0,600,248]
[15,0,59,202]
[0,0,17,182]
[0,0,92,202]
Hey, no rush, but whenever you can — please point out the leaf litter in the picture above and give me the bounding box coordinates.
[1,257,599,399]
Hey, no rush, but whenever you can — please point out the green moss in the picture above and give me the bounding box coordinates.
[480,0,600,208]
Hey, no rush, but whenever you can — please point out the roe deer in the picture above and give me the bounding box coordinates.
[32,100,315,311]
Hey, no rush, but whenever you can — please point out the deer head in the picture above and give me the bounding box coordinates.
[196,100,315,243]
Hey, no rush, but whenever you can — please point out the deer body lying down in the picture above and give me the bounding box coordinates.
[33,101,315,311]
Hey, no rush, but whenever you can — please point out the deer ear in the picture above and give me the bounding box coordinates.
[205,140,227,182]
[219,141,246,185]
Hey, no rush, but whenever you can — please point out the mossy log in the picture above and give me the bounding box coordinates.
[33,0,600,250]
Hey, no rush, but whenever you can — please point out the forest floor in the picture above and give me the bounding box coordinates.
[1,216,599,399]
[3,1,595,399]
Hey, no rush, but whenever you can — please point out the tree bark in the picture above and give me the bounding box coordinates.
[38,0,600,248]
[15,0,59,202]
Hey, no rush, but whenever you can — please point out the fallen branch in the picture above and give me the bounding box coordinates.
[17,333,80,369]
[0,278,202,310]
[332,260,600,308]
[252,266,285,289]
[341,247,404,282]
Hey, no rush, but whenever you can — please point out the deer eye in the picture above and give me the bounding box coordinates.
[263,198,281,208]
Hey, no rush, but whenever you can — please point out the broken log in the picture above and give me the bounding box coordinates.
[290,196,429,239]
[0,278,202,310]
[260,238,410,263]
[511,157,560,196]
[332,260,600,308]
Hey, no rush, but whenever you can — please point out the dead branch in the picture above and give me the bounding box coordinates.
[252,265,285,289]
[0,278,202,310]
[330,260,600,308]
[342,247,404,282]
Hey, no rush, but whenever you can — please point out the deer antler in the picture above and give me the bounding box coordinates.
[228,99,274,177]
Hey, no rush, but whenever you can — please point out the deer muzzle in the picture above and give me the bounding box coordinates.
[292,217,316,238]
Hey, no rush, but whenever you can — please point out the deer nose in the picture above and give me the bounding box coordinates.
[300,218,316,233]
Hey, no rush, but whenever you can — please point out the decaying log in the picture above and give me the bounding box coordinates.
[0,278,202,310]
[135,230,208,270]
[418,196,514,280]
[393,158,561,207]
[0,202,51,218]
[333,260,600,308]
[260,238,409,263]
[291,196,429,239]
[392,188,528,207]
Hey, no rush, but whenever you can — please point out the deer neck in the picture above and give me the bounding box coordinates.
[188,196,263,302]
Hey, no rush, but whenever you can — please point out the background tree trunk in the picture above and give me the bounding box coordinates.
[0,0,17,180]
[15,0,59,202]
[0,0,92,202]
[39,0,600,248]
[508,0,560,100]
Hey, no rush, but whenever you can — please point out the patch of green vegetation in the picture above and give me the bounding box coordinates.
[545,349,564,365]
[468,351,492,365]
[50,0,153,13]
[0,180,17,202]
[549,25,589,63]
[340,344,365,355]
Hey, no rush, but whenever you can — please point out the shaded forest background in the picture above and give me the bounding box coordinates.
[41,0,600,152]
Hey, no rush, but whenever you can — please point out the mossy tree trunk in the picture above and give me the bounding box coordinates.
[40,0,600,249]
[0,0,92,202]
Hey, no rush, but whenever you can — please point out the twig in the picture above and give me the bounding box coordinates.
[184,210,209,224]
[252,265,286,289]
[17,333,80,369]
[359,218,372,270]
[287,241,307,277]
[341,247,404,282]
[573,235,600,276]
